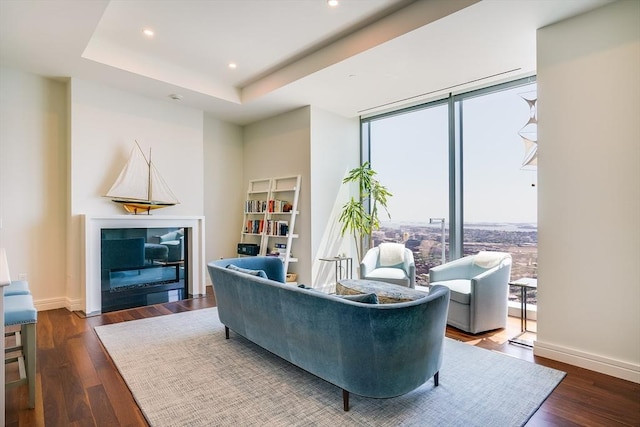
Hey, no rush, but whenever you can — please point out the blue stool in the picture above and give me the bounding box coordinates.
[4,280,31,296]
[5,294,37,408]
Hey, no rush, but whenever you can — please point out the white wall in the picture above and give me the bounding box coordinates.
[67,79,204,308]
[0,68,68,309]
[203,113,244,273]
[309,106,360,288]
[243,107,312,285]
[536,0,640,383]
[0,71,244,308]
[69,79,204,216]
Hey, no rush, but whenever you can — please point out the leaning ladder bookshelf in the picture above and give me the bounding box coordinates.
[240,175,301,278]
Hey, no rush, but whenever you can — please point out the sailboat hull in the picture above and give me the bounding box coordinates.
[112,199,176,215]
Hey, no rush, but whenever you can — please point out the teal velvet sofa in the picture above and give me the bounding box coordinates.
[207,257,450,411]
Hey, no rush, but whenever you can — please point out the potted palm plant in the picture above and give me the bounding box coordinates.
[338,162,392,262]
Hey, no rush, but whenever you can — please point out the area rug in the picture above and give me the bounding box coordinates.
[95,308,565,427]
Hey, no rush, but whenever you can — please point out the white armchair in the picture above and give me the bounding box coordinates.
[429,251,512,334]
[359,243,416,288]
[158,229,185,262]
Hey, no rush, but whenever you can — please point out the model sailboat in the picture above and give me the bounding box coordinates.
[105,141,179,214]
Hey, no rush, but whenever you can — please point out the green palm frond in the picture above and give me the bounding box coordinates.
[339,162,393,261]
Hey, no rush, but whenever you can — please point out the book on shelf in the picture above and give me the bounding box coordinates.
[245,199,268,213]
[270,242,287,255]
[266,220,288,236]
[268,199,290,213]
[245,219,265,234]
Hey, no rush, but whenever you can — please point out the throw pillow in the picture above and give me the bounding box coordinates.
[378,243,405,267]
[226,264,268,279]
[339,293,379,304]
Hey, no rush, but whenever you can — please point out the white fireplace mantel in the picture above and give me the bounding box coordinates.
[82,214,206,315]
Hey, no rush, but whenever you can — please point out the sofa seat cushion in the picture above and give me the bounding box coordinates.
[364,267,409,287]
[430,279,471,305]
[4,294,37,326]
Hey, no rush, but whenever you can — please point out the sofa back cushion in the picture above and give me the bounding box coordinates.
[226,264,268,279]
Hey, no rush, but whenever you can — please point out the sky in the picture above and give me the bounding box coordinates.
[370,82,537,225]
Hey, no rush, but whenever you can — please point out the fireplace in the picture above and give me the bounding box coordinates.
[100,227,189,312]
[82,215,205,315]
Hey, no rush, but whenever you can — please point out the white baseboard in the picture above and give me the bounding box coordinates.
[534,340,640,383]
[33,296,69,312]
[507,301,537,320]
[66,297,84,312]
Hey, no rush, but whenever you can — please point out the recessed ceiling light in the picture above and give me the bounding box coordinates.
[327,0,339,7]
[143,28,154,37]
[228,62,237,69]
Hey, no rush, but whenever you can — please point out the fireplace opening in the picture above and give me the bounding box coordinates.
[100,227,189,313]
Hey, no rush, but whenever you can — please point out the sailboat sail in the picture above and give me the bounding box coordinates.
[105,142,179,213]
[149,160,179,204]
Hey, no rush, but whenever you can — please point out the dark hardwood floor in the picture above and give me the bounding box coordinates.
[5,288,640,426]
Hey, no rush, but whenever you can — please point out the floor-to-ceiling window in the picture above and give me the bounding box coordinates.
[367,103,449,285]
[460,84,537,279]
[362,78,537,305]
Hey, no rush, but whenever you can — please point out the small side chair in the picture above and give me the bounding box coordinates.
[360,242,416,288]
[429,251,512,334]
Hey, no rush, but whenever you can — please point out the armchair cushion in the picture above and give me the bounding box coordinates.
[365,267,410,282]
[438,279,472,305]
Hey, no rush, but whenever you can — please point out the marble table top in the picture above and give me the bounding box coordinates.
[336,279,428,304]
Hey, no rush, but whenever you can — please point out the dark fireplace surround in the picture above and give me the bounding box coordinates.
[100,227,188,313]
[82,215,206,316]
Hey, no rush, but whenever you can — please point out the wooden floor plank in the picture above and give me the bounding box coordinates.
[5,288,639,426]
[86,384,121,426]
[66,334,102,390]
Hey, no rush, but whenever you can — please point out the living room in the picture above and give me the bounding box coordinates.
[0,0,638,424]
